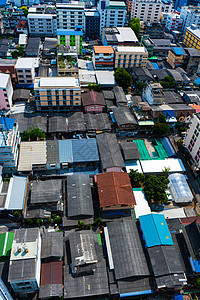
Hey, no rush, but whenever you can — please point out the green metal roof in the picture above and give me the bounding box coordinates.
[0,232,14,257]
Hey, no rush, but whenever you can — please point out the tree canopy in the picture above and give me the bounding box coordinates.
[160,76,175,88]
[114,68,132,89]
[21,126,45,141]
[87,83,101,92]
[20,6,28,16]
[153,113,170,136]
[129,18,141,38]
[129,169,145,187]
[144,173,169,204]
[11,46,25,59]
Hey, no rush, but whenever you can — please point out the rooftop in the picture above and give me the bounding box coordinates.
[93,46,114,54]
[30,179,62,204]
[57,29,83,36]
[41,231,63,259]
[115,46,147,53]
[0,73,9,89]
[82,91,106,107]
[112,106,137,126]
[120,141,140,160]
[35,77,80,88]
[15,57,38,69]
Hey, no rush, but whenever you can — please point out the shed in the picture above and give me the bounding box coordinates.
[120,141,140,161]
[12,89,30,102]
[139,214,174,247]
[113,86,127,106]
[168,173,193,204]
[41,232,63,259]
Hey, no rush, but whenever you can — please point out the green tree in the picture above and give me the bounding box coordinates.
[94,217,101,226]
[86,223,91,230]
[160,76,175,88]
[78,220,85,230]
[129,18,141,38]
[153,122,170,136]
[21,126,45,141]
[87,83,101,92]
[129,169,145,187]
[144,174,169,204]
[13,211,21,218]
[36,219,43,226]
[67,55,73,62]
[20,6,28,16]
[137,81,146,91]
[11,46,25,59]
[114,68,132,90]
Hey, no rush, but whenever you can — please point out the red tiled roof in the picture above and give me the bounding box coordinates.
[93,46,114,54]
[96,172,136,208]
[16,20,28,29]
[40,261,63,286]
[180,216,200,225]
[82,91,106,107]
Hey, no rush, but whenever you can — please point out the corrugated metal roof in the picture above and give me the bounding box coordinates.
[41,232,63,259]
[5,176,28,210]
[0,232,14,257]
[18,141,47,171]
[0,117,14,131]
[72,139,99,162]
[139,214,174,248]
[58,140,73,163]
[40,261,63,286]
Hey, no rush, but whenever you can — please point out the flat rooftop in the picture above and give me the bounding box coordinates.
[35,77,80,88]
[15,57,39,69]
[115,46,147,53]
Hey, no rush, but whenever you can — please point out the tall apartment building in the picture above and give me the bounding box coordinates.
[85,9,100,39]
[97,0,126,36]
[183,24,200,50]
[184,113,200,168]
[0,73,13,111]
[165,13,182,32]
[114,46,148,68]
[56,2,85,32]
[0,117,20,173]
[34,77,81,111]
[131,0,162,23]
[180,6,200,33]
[15,58,39,86]
[162,1,174,13]
[28,13,57,37]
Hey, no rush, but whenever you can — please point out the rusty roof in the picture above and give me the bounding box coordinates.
[93,46,114,54]
[96,172,135,208]
[82,91,106,107]
[40,261,63,286]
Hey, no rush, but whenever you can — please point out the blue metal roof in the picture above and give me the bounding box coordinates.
[139,214,174,247]
[0,117,14,131]
[151,62,159,70]
[6,176,28,210]
[195,77,200,86]
[72,139,99,162]
[191,259,200,273]
[162,137,176,157]
[59,140,73,163]
[57,29,83,36]
[172,47,184,56]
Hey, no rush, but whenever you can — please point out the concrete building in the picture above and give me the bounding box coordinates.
[126,0,133,12]
[15,58,39,86]
[0,59,17,85]
[97,0,126,36]
[28,13,57,37]
[140,35,154,57]
[185,47,200,74]
[34,77,81,111]
[56,2,85,32]
[85,9,100,39]
[0,117,20,173]
[162,1,174,13]
[142,82,165,105]
[131,0,162,23]
[0,73,13,110]
[167,47,186,68]
[180,6,200,34]
[165,13,182,32]
[57,28,83,54]
[183,24,200,51]
[8,228,41,294]
[93,46,114,70]
[114,46,148,69]
[102,27,139,46]
[184,113,200,168]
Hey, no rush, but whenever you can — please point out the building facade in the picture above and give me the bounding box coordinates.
[93,46,114,70]
[97,0,126,36]
[28,13,57,37]
[56,2,85,32]
[0,59,17,85]
[85,10,100,39]
[142,82,165,105]
[184,113,200,168]
[167,47,186,68]
[34,77,81,111]
[131,0,162,23]
[114,46,148,69]
[57,28,83,54]
[165,13,183,32]
[15,58,39,86]
[180,6,200,34]
[183,24,200,51]
[0,73,13,110]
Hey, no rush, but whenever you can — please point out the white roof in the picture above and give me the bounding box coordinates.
[0,73,9,88]
[4,176,28,210]
[95,71,116,86]
[125,160,143,173]
[155,207,186,219]
[116,27,138,42]
[79,70,96,85]
[140,158,186,174]
[168,173,193,203]
[115,46,146,53]
[133,190,151,219]
[37,77,80,88]
[18,141,47,171]
[78,59,94,70]
[28,13,55,19]
[15,57,39,69]
[19,34,27,45]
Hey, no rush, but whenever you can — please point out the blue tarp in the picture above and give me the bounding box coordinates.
[172,47,185,56]
[151,62,159,70]
[162,137,176,157]
[163,110,175,118]
[174,293,184,300]
[139,214,174,248]
[195,77,200,86]
[16,84,34,89]
[192,259,200,273]
[0,117,14,131]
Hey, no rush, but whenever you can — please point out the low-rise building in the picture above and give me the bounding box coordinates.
[57,28,83,55]
[102,27,139,46]
[111,106,137,130]
[183,24,200,51]
[142,82,165,105]
[8,228,41,294]
[167,47,187,68]
[26,37,41,57]
[34,77,81,111]
[15,20,28,35]
[140,35,154,57]
[184,47,200,74]
[57,53,79,78]
[0,73,13,110]
[114,46,148,69]
[82,91,106,113]
[92,46,114,70]
[15,57,39,87]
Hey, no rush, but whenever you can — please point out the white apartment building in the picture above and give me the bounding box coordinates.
[56,2,85,31]
[28,14,57,37]
[114,46,148,68]
[15,58,39,86]
[180,6,200,33]
[184,113,200,168]
[97,0,126,36]
[131,0,162,22]
[162,1,174,13]
[165,13,182,32]
[0,73,13,110]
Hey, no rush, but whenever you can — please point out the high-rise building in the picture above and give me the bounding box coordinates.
[85,9,100,39]
[56,2,85,32]
[131,0,162,23]
[180,6,200,33]
[97,0,126,36]
[183,24,200,50]
[28,13,57,37]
